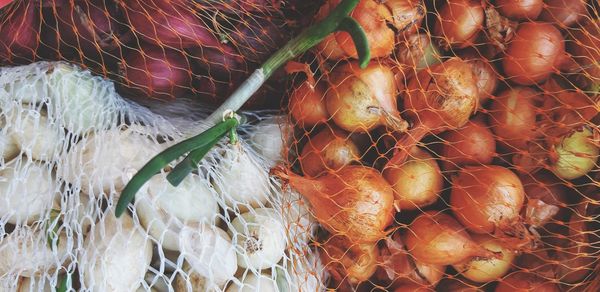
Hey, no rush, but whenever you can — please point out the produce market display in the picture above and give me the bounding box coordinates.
[0,0,599,291]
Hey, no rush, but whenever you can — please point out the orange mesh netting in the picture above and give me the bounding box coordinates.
[1,0,599,291]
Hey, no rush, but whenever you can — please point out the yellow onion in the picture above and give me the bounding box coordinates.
[395,33,442,71]
[495,272,560,292]
[548,126,599,180]
[383,0,425,35]
[288,81,329,128]
[319,234,378,285]
[434,0,484,49]
[383,147,443,210]
[299,126,360,177]
[453,234,516,283]
[404,211,491,265]
[274,165,395,243]
[326,61,408,133]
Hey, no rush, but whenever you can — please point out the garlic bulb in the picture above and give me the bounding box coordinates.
[178,225,237,287]
[212,142,270,210]
[136,173,219,251]
[229,208,287,270]
[79,213,152,292]
[0,161,56,225]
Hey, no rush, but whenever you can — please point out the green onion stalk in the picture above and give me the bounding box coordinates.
[115,0,371,217]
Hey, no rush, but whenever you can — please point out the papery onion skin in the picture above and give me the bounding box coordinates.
[520,171,569,226]
[549,126,599,180]
[315,0,395,60]
[433,0,484,49]
[450,165,525,234]
[488,87,539,151]
[495,0,544,20]
[569,20,600,91]
[514,249,557,279]
[55,0,124,59]
[119,45,192,101]
[460,50,499,104]
[383,0,425,35]
[326,61,407,133]
[439,119,496,171]
[396,33,442,71]
[539,0,588,27]
[495,272,560,292]
[120,0,220,49]
[502,22,565,85]
[277,165,395,243]
[320,234,378,285]
[452,234,516,283]
[383,147,442,210]
[0,1,39,64]
[289,81,329,128]
[404,211,490,265]
[299,127,360,177]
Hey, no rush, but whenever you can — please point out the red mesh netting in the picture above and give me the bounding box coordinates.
[1,0,599,291]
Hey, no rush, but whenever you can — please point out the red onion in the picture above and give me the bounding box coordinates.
[119,45,193,101]
[54,0,126,58]
[230,15,287,63]
[190,43,246,79]
[502,22,566,85]
[0,1,39,64]
[120,0,219,49]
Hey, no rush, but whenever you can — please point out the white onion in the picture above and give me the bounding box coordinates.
[60,126,164,197]
[0,161,56,225]
[225,273,279,292]
[47,63,119,135]
[135,173,219,251]
[16,276,54,292]
[229,208,287,270]
[212,142,271,210]
[249,117,290,167]
[0,225,69,278]
[3,65,50,105]
[174,261,212,292]
[9,108,66,162]
[79,213,152,292]
[178,225,237,287]
[0,118,19,163]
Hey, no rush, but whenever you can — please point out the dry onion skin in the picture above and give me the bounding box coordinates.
[569,19,600,90]
[276,165,395,243]
[495,0,544,20]
[404,211,490,265]
[299,126,360,177]
[383,147,443,210]
[502,22,566,85]
[383,0,425,35]
[488,87,539,151]
[325,61,408,133]
[395,33,442,71]
[539,0,588,27]
[315,0,395,60]
[548,126,599,180]
[288,81,329,128]
[450,165,525,234]
[319,234,378,285]
[439,119,496,171]
[453,234,516,283]
[433,0,484,49]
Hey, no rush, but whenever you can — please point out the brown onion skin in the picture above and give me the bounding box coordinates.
[278,165,395,243]
[0,1,39,64]
[439,119,496,171]
[539,0,588,27]
[514,249,557,279]
[326,61,406,133]
[299,127,360,177]
[316,0,395,60]
[495,272,560,292]
[393,283,434,292]
[520,171,570,226]
[488,87,539,151]
[495,0,544,20]
[502,22,565,85]
[450,165,525,234]
[434,0,484,49]
[54,0,124,59]
[459,49,499,104]
[119,45,192,101]
[120,0,220,49]
[383,147,443,210]
[404,211,490,265]
[436,279,483,291]
[396,33,441,71]
[320,234,378,285]
[383,0,425,35]
[288,81,329,128]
